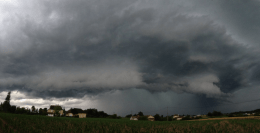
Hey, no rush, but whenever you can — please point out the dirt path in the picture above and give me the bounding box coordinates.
[188,116,260,121]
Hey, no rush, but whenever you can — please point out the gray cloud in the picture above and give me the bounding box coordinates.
[0,0,260,115]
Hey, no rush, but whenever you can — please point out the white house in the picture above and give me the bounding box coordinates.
[130,115,140,120]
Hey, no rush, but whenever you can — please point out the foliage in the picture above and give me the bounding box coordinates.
[39,108,43,115]
[208,111,223,117]
[154,114,161,121]
[3,92,11,112]
[31,106,36,113]
[228,113,235,117]
[43,108,48,115]
[10,106,16,113]
[54,106,61,117]
[0,102,3,111]
[194,116,202,119]
[125,114,132,118]
[138,116,148,121]
[138,111,144,116]
[84,108,108,118]
[182,115,192,120]
[167,116,173,121]
[108,114,121,119]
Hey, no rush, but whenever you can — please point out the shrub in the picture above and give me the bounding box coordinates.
[108,114,119,119]
[125,114,132,118]
[228,114,235,117]
[138,116,148,121]
[194,116,201,119]
[154,114,161,121]
[182,116,192,120]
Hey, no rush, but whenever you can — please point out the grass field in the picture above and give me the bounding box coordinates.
[1,112,260,133]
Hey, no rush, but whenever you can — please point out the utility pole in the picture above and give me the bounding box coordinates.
[167,106,168,121]
[131,110,132,116]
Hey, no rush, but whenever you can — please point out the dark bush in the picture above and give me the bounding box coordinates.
[182,115,192,120]
[228,114,235,117]
[154,114,161,121]
[125,114,132,118]
[138,116,148,121]
[108,114,119,119]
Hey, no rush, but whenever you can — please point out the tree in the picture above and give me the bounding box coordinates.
[154,114,161,121]
[31,106,36,113]
[97,111,108,118]
[43,108,48,115]
[138,111,144,116]
[10,105,16,113]
[125,114,132,118]
[85,108,99,117]
[207,112,212,117]
[108,114,117,119]
[0,102,3,111]
[39,108,43,115]
[3,91,11,112]
[54,106,61,117]
[212,111,222,116]
[138,116,148,120]
[207,111,222,117]
[182,115,192,120]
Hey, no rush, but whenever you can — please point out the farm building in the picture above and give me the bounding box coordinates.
[177,117,183,120]
[130,115,140,120]
[176,116,184,120]
[66,108,86,118]
[47,105,63,117]
[173,114,179,118]
[147,115,155,121]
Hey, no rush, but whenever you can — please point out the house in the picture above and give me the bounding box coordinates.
[66,108,86,118]
[177,117,182,120]
[147,115,155,121]
[177,116,184,120]
[47,105,63,117]
[130,115,140,120]
[243,113,250,116]
[173,114,179,118]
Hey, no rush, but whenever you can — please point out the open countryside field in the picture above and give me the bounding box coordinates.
[1,113,260,133]
[189,116,260,121]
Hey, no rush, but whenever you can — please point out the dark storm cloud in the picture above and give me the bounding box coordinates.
[0,0,259,100]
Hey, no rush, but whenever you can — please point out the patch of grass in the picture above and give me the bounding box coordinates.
[1,112,260,133]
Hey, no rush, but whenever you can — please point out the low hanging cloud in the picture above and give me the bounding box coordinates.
[0,0,258,101]
[0,62,143,91]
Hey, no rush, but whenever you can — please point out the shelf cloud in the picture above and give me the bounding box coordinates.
[1,0,260,115]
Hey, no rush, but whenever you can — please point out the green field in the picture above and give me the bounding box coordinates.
[1,112,260,133]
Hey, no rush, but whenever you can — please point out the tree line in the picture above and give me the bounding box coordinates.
[0,91,111,118]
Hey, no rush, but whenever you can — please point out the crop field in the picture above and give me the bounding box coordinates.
[1,112,260,133]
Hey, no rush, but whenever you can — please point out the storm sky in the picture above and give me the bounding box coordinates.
[1,0,260,116]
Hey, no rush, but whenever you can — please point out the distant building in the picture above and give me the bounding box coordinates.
[147,115,155,121]
[66,108,86,118]
[47,105,63,117]
[177,117,183,120]
[173,114,179,118]
[173,114,184,120]
[130,115,140,120]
